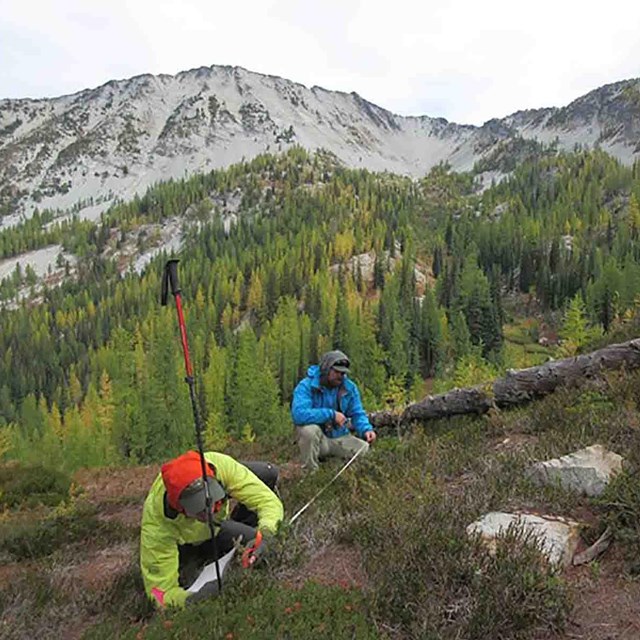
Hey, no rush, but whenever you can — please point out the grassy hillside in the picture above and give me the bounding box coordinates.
[2,363,640,640]
[2,146,640,639]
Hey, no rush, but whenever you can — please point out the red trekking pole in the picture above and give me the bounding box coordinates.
[161,259,223,591]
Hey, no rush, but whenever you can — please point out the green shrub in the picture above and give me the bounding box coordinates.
[0,462,71,508]
[0,568,70,639]
[85,576,379,640]
[91,561,155,624]
[346,433,570,639]
[596,469,640,569]
[0,555,148,639]
[466,529,569,638]
[0,503,132,560]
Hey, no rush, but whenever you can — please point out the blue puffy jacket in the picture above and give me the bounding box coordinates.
[291,365,374,439]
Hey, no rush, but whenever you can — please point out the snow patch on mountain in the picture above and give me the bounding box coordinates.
[131,218,183,275]
[0,244,68,281]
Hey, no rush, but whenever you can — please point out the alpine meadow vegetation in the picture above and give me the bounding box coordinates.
[2,147,640,638]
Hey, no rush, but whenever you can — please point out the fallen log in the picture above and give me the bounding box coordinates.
[369,338,640,429]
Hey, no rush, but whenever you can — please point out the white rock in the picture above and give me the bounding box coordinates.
[528,444,623,497]
[467,512,581,568]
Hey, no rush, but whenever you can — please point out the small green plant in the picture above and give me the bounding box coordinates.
[0,462,71,508]
[241,423,256,443]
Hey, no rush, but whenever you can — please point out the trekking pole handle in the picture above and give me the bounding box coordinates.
[161,259,181,306]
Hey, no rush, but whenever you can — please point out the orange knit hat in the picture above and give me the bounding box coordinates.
[161,450,216,511]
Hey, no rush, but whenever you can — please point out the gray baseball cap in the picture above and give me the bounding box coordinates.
[179,476,226,517]
[320,350,350,374]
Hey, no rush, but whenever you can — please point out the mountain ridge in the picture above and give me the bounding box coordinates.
[1,65,639,223]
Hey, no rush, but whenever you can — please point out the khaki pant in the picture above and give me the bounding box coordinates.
[296,424,369,472]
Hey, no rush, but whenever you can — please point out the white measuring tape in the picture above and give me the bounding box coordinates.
[289,443,367,525]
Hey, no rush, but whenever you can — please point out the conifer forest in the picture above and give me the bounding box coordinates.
[2,146,640,471]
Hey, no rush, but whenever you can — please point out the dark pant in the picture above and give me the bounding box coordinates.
[178,461,278,586]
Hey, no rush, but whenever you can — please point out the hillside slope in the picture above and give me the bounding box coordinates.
[1,364,640,639]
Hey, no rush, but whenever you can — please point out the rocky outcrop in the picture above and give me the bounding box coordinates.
[468,443,623,570]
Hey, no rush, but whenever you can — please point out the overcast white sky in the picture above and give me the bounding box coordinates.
[2,0,640,126]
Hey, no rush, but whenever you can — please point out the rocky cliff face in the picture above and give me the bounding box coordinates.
[504,79,640,158]
[1,65,638,222]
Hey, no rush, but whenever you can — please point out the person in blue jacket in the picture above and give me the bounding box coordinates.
[291,350,376,472]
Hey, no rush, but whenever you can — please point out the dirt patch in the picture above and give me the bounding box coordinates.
[278,461,303,481]
[564,556,640,639]
[97,502,143,528]
[74,465,159,504]
[54,542,137,593]
[543,547,640,640]
[0,560,32,586]
[284,543,367,590]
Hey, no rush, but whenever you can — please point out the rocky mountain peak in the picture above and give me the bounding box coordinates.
[1,65,639,224]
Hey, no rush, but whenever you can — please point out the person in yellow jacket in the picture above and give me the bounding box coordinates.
[140,450,283,608]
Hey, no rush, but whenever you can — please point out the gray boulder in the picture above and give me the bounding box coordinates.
[528,444,623,497]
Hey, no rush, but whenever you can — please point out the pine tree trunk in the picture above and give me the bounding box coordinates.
[370,338,640,429]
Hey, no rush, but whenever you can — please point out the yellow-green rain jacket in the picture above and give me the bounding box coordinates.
[140,452,283,608]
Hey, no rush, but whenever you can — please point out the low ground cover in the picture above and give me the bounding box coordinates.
[1,371,640,639]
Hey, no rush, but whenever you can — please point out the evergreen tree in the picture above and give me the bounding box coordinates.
[450,310,472,361]
[202,339,228,447]
[227,328,283,438]
[420,286,444,376]
[457,261,502,357]
[560,293,602,356]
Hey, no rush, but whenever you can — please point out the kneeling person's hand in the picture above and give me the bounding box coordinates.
[242,531,270,568]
